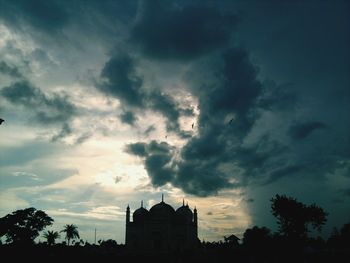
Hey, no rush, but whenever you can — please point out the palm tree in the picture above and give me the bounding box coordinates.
[43,230,60,246]
[60,224,79,246]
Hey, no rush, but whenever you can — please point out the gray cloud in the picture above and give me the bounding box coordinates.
[0,0,69,33]
[125,140,173,158]
[125,142,147,157]
[0,141,60,167]
[0,168,76,190]
[120,110,137,125]
[125,47,264,196]
[145,153,174,186]
[144,125,156,136]
[262,165,303,185]
[0,61,22,78]
[98,51,186,134]
[51,122,73,142]
[339,188,350,197]
[74,132,92,145]
[289,121,328,140]
[99,53,143,107]
[130,0,236,60]
[258,80,297,111]
[1,80,76,124]
[125,40,349,197]
[126,140,176,187]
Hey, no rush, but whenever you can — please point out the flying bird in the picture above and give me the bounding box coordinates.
[228,118,234,125]
[0,118,4,125]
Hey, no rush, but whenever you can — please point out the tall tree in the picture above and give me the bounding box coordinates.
[61,224,79,246]
[271,194,327,240]
[43,230,60,246]
[0,207,53,244]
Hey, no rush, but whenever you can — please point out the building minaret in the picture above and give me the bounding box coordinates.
[125,205,130,245]
[193,206,198,237]
[126,204,130,223]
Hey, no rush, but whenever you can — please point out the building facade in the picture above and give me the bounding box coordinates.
[125,195,199,251]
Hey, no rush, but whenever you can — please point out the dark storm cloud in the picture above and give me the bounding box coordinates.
[145,154,174,186]
[258,80,297,111]
[126,47,263,196]
[125,142,147,157]
[121,0,350,198]
[339,188,350,197]
[0,0,346,202]
[175,160,234,196]
[0,61,22,78]
[125,140,176,187]
[148,89,181,131]
[263,165,303,185]
[1,80,76,124]
[99,52,185,133]
[130,0,236,60]
[0,0,69,33]
[126,38,348,196]
[120,110,137,125]
[125,140,173,157]
[289,121,328,140]
[100,53,143,107]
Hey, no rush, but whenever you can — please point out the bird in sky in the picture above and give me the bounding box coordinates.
[228,118,234,125]
[0,118,4,125]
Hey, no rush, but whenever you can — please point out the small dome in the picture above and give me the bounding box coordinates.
[149,201,175,219]
[133,207,149,222]
[176,205,193,222]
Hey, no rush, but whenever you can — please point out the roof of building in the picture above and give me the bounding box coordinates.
[133,201,149,222]
[131,195,196,222]
[176,204,193,216]
[149,201,176,218]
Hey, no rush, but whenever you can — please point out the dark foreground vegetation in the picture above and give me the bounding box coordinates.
[1,194,349,263]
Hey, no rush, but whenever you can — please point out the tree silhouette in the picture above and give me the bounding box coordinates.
[271,194,327,240]
[43,230,60,246]
[60,224,79,246]
[328,222,350,249]
[99,239,118,249]
[339,222,350,247]
[0,207,53,244]
[243,226,271,248]
[223,234,240,247]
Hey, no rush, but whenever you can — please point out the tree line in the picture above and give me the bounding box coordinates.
[0,207,79,246]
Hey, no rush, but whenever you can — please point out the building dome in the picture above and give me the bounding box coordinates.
[176,204,193,223]
[176,205,193,217]
[133,207,149,222]
[149,201,175,219]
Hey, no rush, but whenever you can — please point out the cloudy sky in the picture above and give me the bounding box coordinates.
[0,0,349,243]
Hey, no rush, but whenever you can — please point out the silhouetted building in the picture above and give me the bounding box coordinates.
[125,195,199,252]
